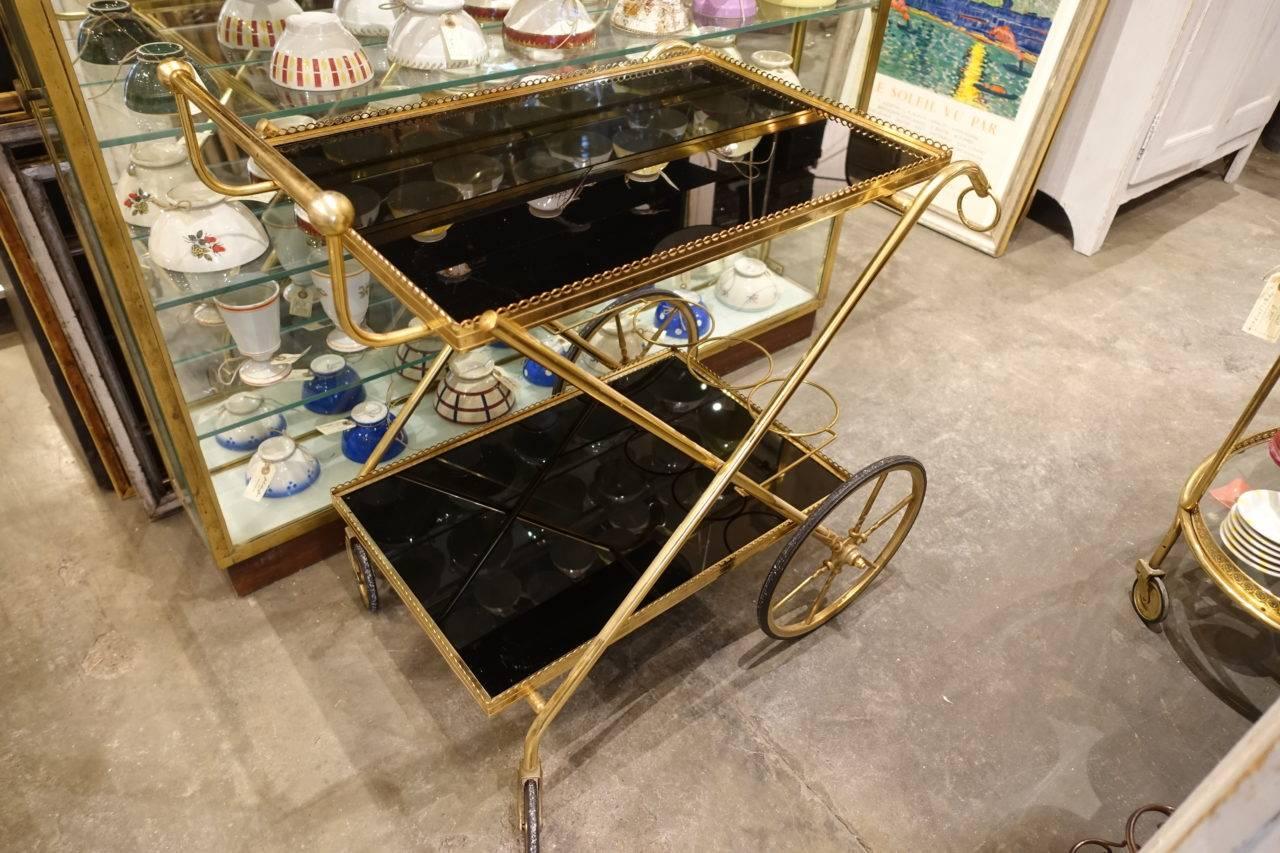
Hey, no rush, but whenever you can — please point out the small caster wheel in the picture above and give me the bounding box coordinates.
[1131,576,1168,625]
[347,537,379,613]
[521,778,540,853]
[758,455,926,640]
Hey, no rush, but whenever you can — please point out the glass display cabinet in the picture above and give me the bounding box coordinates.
[2,0,888,587]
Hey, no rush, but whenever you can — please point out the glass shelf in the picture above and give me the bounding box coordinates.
[201,262,817,546]
[69,0,875,149]
[1198,434,1280,592]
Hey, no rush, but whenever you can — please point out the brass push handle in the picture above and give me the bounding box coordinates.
[157,60,353,235]
[156,60,446,349]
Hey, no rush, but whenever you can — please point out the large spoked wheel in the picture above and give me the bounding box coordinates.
[346,533,379,613]
[521,778,541,853]
[758,455,926,640]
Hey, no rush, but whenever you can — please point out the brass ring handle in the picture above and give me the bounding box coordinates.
[745,377,840,439]
[956,185,1001,234]
[685,334,775,395]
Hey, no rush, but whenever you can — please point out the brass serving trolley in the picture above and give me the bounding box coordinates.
[160,44,998,848]
[1133,353,1280,630]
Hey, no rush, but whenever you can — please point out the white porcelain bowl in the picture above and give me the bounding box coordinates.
[503,0,597,61]
[335,0,399,36]
[245,435,321,498]
[715,256,781,312]
[148,181,269,274]
[217,0,303,49]
[387,0,487,70]
[210,392,287,451]
[610,0,688,35]
[115,137,198,228]
[270,11,373,92]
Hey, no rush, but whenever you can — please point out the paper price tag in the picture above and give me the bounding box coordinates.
[244,461,276,502]
[440,18,472,66]
[286,368,313,382]
[271,352,306,366]
[1243,268,1280,342]
[316,418,356,435]
[288,286,315,318]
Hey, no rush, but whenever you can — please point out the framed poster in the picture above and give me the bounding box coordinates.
[867,0,1108,255]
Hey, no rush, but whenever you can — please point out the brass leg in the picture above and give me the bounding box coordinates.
[1180,351,1280,511]
[356,345,453,477]
[484,161,997,828]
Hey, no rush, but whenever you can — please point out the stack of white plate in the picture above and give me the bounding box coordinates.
[1221,490,1280,577]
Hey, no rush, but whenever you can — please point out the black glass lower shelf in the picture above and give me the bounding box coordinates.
[336,356,843,708]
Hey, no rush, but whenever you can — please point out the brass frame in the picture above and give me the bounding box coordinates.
[1136,353,1280,631]
[159,34,999,844]
[160,46,952,351]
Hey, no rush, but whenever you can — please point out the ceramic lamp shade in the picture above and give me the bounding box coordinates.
[115,138,199,228]
[215,282,290,386]
[148,181,269,275]
[270,11,373,92]
[503,0,597,61]
[246,435,321,498]
[217,0,302,49]
[610,0,688,36]
[387,0,487,70]
[76,0,161,83]
[435,351,516,424]
[691,0,755,25]
[309,258,372,353]
[335,0,400,35]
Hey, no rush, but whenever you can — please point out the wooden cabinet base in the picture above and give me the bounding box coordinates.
[226,307,817,596]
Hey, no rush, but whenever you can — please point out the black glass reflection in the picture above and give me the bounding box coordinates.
[340,358,842,698]
[266,58,926,326]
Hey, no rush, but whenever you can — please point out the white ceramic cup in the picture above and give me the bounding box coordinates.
[215,281,291,386]
[309,258,372,353]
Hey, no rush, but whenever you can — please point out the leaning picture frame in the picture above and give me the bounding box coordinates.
[862,0,1109,256]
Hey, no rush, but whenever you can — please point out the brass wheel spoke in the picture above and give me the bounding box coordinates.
[858,494,913,539]
[804,568,839,623]
[849,471,888,535]
[771,561,833,615]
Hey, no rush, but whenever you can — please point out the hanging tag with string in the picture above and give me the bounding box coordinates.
[287,284,316,318]
[244,460,277,501]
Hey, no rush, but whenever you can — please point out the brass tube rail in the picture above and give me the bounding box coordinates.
[486,160,997,787]
[159,59,443,349]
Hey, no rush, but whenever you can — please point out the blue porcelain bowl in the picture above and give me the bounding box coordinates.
[342,401,408,464]
[523,357,557,387]
[654,295,712,341]
[303,354,366,415]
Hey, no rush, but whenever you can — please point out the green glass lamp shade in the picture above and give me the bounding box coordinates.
[123,42,215,116]
[76,0,161,67]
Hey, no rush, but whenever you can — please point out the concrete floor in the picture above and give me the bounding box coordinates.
[5,151,1280,852]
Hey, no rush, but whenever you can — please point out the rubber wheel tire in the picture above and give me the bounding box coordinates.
[757,455,926,640]
[522,779,540,853]
[1131,576,1168,625]
[350,540,380,613]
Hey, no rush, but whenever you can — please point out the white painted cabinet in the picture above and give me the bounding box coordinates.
[1036,0,1280,256]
